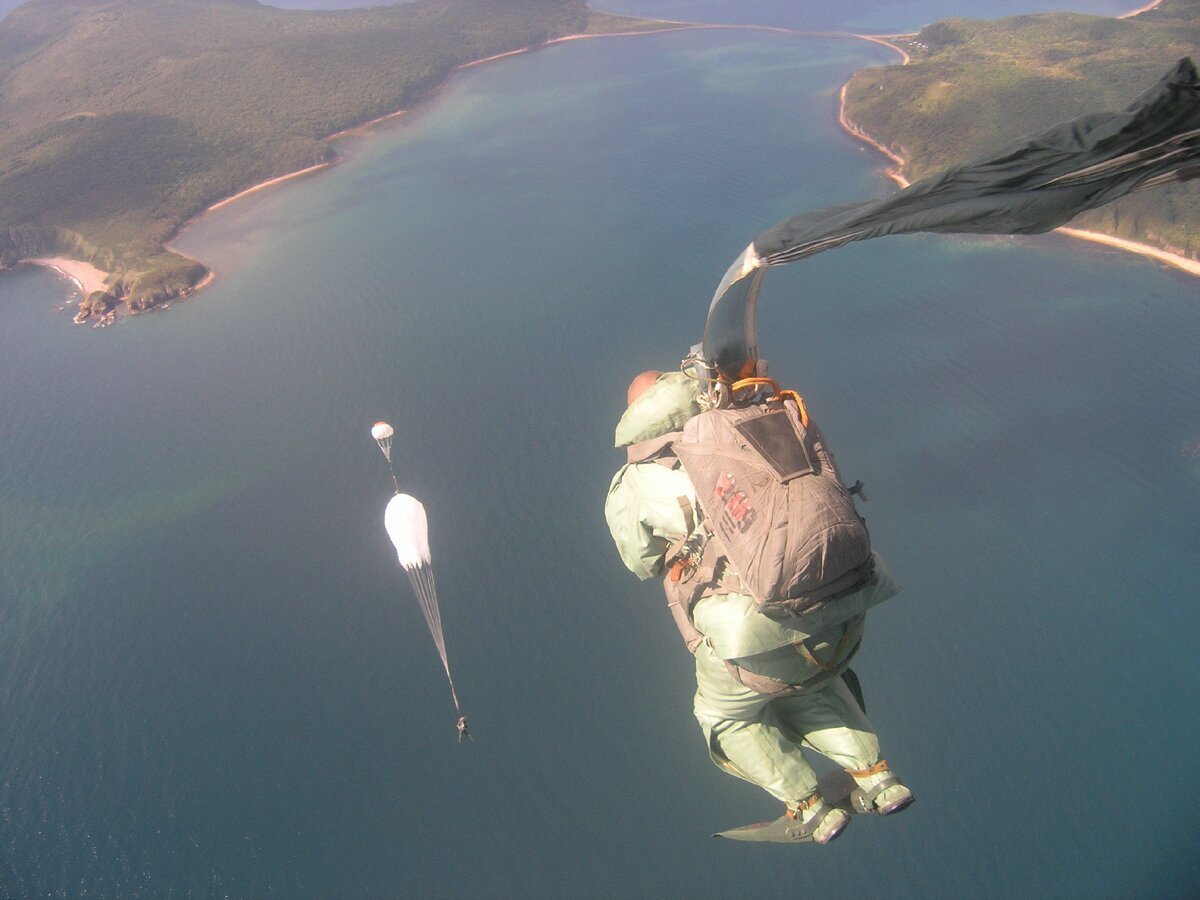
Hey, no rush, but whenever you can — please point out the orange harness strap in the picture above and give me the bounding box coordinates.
[846,759,890,779]
[788,791,824,817]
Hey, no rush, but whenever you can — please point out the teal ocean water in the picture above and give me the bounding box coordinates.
[2,3,1198,896]
[597,0,1140,30]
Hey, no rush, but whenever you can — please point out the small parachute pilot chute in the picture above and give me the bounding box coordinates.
[383,489,467,739]
[371,421,399,492]
[371,421,394,461]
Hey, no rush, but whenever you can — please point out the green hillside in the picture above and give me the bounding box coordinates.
[843,0,1200,261]
[0,0,663,309]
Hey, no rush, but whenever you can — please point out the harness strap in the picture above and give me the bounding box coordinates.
[850,776,899,814]
[624,431,683,465]
[847,758,890,778]
[677,496,695,535]
[783,796,839,839]
[791,791,824,814]
[796,618,861,673]
[662,571,707,652]
[723,633,862,697]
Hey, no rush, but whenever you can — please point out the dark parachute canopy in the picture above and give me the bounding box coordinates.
[703,58,1200,379]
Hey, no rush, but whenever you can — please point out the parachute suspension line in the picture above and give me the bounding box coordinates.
[404,563,463,716]
[407,564,447,671]
[377,465,466,737]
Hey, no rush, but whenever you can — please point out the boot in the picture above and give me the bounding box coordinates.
[847,759,914,816]
[714,791,850,843]
[787,791,851,844]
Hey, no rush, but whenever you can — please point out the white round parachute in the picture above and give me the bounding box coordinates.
[371,421,394,462]
[383,492,462,723]
[384,493,430,569]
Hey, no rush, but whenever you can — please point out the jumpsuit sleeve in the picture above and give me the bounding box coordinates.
[604,463,696,581]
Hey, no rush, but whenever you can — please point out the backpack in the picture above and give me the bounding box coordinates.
[671,392,873,617]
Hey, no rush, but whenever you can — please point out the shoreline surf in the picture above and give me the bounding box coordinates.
[16,256,109,297]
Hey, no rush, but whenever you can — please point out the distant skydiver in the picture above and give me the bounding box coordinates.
[373,424,469,742]
[605,370,913,844]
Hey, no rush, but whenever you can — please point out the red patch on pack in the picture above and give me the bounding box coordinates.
[715,472,756,533]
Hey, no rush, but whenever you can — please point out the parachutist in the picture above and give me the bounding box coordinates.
[605,370,913,843]
[598,61,1200,843]
[382,489,467,732]
[456,715,471,743]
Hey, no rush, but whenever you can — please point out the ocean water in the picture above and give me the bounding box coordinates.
[595,0,1143,31]
[2,4,1198,898]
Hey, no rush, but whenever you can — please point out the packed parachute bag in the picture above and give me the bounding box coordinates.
[614,363,897,640]
[671,373,874,619]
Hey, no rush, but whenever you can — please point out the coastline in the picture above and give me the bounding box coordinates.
[165,24,702,292]
[204,161,335,214]
[18,256,109,296]
[156,0,1197,289]
[835,2,1199,279]
[168,22,889,245]
[21,0,1192,314]
[1117,0,1164,17]
[1054,227,1200,275]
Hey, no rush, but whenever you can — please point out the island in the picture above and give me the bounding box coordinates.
[0,0,677,319]
[841,0,1199,268]
[4,0,1196,322]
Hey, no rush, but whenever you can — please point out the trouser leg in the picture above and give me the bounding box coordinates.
[693,643,820,803]
[704,713,822,803]
[773,677,881,772]
[694,642,888,799]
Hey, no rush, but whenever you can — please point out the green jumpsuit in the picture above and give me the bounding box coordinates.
[606,458,900,805]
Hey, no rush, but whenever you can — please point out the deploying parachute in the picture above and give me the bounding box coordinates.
[384,493,467,735]
[700,58,1200,382]
[372,422,468,741]
[371,421,394,461]
[371,421,399,493]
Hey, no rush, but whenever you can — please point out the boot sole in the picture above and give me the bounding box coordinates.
[814,813,851,844]
[877,794,915,816]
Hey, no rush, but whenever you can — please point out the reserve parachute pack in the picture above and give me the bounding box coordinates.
[672,380,873,617]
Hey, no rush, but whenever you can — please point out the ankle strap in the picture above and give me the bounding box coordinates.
[847,758,889,778]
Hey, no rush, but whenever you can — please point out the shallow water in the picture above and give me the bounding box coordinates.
[2,3,1198,897]
[595,0,1142,31]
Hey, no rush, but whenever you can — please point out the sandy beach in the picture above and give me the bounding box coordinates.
[20,256,110,297]
[1117,0,1164,18]
[1055,227,1200,275]
[205,161,334,213]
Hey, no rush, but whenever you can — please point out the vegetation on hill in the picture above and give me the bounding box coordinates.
[843,0,1200,261]
[0,0,667,311]
[577,10,678,34]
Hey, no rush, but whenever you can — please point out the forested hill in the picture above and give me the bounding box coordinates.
[842,0,1200,262]
[0,0,660,310]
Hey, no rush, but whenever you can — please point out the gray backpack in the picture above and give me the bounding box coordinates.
[672,396,873,617]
